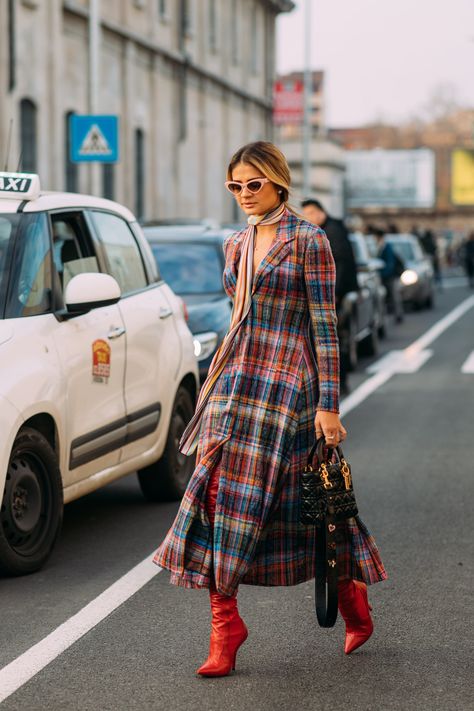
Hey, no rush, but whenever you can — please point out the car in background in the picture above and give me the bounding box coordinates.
[0,172,199,576]
[143,225,234,382]
[338,233,387,370]
[385,234,435,309]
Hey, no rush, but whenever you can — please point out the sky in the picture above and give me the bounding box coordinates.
[277,0,474,128]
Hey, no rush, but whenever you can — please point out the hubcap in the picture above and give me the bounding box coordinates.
[1,452,50,554]
[10,469,42,533]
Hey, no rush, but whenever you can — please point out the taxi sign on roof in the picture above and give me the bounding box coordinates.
[0,172,41,201]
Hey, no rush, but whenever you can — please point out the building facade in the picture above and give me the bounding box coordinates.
[275,70,346,218]
[0,0,293,222]
[330,109,474,233]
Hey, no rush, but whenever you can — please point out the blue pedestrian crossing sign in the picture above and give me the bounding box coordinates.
[70,115,119,163]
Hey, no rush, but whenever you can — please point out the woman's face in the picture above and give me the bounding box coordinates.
[230,162,281,217]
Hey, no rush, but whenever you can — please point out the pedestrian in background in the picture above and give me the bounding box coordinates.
[154,142,386,677]
[374,228,404,323]
[421,229,442,288]
[301,199,359,396]
[463,232,474,289]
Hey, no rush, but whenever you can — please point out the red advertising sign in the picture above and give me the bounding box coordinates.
[273,80,304,125]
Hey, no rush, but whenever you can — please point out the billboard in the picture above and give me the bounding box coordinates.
[273,80,304,125]
[451,149,474,205]
[346,149,436,209]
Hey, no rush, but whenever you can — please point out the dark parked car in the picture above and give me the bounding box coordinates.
[143,225,233,382]
[339,232,387,370]
[384,234,435,310]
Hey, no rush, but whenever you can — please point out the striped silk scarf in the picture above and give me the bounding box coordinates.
[179,202,287,456]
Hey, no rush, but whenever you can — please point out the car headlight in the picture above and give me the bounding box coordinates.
[400,269,418,286]
[193,332,219,361]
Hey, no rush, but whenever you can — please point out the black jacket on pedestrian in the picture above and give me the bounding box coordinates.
[320,215,359,304]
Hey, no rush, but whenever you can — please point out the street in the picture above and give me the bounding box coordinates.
[0,278,473,711]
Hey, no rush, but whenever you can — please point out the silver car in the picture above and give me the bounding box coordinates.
[385,234,435,310]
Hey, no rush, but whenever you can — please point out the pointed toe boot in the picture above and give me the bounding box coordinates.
[338,579,374,655]
[197,590,248,677]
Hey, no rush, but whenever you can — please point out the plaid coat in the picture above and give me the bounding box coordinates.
[154,211,386,595]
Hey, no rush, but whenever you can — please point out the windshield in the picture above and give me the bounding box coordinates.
[0,212,52,319]
[150,242,223,295]
[388,241,417,262]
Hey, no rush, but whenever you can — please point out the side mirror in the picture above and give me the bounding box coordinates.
[65,273,121,314]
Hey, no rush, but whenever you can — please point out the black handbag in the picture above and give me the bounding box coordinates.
[300,437,359,627]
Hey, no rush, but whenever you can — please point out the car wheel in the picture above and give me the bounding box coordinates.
[137,386,195,502]
[0,427,63,576]
[425,292,434,309]
[359,324,379,357]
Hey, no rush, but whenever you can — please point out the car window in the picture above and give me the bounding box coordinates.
[91,211,147,294]
[389,241,415,262]
[51,212,99,296]
[150,242,223,295]
[3,213,52,318]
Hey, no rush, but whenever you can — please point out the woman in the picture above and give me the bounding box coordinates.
[154,142,386,676]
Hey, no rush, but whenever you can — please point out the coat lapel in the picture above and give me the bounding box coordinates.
[228,210,297,295]
[252,211,296,294]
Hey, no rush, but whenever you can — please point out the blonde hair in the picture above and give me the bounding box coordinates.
[227,141,291,204]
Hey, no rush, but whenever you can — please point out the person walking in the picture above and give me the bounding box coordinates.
[154,142,386,677]
[421,229,442,288]
[373,228,404,323]
[463,232,474,289]
[301,199,359,395]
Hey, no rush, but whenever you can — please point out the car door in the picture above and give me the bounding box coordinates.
[88,210,181,462]
[49,211,127,485]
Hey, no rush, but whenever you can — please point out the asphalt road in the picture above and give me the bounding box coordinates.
[1,277,473,711]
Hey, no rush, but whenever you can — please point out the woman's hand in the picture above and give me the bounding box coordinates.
[314,410,347,446]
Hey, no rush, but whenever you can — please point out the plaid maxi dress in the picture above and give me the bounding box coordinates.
[154,210,387,596]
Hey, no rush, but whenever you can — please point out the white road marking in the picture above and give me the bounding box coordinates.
[461,351,474,373]
[340,293,474,418]
[0,556,161,703]
[1,294,474,703]
[366,348,433,374]
[441,277,469,289]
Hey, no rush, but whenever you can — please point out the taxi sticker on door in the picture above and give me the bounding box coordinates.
[92,339,111,383]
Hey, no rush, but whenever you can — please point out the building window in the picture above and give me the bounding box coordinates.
[8,0,15,91]
[102,164,114,200]
[231,0,239,65]
[20,98,37,173]
[134,129,145,220]
[209,0,217,52]
[250,3,258,74]
[179,0,192,48]
[65,112,78,192]
[158,0,167,19]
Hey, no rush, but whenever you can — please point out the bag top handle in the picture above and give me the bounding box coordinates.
[307,436,344,467]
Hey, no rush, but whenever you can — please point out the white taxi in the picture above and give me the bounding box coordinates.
[0,172,198,575]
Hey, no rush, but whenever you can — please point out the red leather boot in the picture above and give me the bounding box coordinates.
[197,589,248,677]
[338,579,374,654]
[197,467,248,677]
